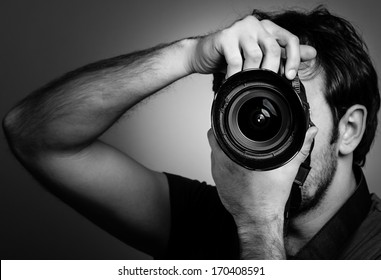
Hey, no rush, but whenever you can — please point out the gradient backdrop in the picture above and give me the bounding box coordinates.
[1,0,381,259]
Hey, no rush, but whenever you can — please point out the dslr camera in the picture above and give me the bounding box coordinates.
[211,69,311,170]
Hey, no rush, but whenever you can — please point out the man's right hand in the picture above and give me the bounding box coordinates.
[188,15,316,79]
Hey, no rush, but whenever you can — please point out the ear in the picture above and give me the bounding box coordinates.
[338,105,367,155]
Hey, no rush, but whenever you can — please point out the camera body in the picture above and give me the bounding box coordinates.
[211,69,311,170]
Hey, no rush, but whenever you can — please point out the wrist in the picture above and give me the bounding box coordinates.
[178,37,199,75]
[235,213,284,232]
[155,37,199,82]
[236,215,286,260]
[231,206,285,228]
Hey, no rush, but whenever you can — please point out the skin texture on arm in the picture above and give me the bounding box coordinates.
[4,41,194,155]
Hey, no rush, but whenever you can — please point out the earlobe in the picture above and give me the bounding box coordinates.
[338,105,367,155]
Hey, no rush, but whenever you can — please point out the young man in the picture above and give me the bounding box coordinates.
[3,6,381,259]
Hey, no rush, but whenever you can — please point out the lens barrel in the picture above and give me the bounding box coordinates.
[211,69,310,170]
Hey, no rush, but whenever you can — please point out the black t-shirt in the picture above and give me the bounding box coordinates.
[161,167,381,259]
[163,173,239,259]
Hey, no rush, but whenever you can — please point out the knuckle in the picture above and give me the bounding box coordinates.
[218,28,230,42]
[265,40,281,56]
[260,19,273,28]
[246,46,263,60]
[289,34,300,45]
[227,55,242,66]
[237,15,259,29]
[299,149,310,159]
[230,19,242,30]
[243,15,257,23]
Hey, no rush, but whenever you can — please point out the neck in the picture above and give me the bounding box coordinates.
[285,159,357,256]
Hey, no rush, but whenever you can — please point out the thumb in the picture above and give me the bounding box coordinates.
[300,45,317,61]
[207,128,218,150]
[295,126,318,164]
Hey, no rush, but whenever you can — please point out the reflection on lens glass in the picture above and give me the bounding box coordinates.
[237,97,281,141]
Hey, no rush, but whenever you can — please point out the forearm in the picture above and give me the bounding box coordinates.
[3,38,197,155]
[236,217,286,259]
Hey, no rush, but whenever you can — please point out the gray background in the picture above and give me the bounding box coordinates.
[1,0,380,259]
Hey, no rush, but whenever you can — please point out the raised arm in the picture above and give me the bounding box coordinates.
[2,39,196,257]
[3,15,316,258]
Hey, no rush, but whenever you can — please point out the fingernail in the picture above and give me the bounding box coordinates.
[311,126,319,137]
[287,69,296,79]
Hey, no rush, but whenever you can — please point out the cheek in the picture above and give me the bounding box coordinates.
[310,117,335,163]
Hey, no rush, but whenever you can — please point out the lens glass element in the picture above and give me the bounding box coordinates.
[212,69,309,170]
[237,97,281,141]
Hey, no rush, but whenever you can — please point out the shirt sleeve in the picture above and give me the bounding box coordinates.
[160,172,239,259]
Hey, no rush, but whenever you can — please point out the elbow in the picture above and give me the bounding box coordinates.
[2,107,26,155]
[3,105,52,166]
[3,108,17,143]
[3,109,40,168]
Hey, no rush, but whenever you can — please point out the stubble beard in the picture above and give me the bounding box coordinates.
[294,141,338,217]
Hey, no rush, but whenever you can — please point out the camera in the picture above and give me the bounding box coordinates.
[211,69,311,170]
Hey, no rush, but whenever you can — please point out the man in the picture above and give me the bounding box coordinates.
[3,6,381,259]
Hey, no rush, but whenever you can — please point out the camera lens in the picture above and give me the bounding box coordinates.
[237,97,281,142]
[211,69,310,170]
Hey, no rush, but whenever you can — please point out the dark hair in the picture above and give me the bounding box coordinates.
[213,5,380,166]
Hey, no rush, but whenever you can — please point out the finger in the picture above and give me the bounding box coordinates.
[207,129,228,162]
[207,129,224,170]
[258,35,281,73]
[260,20,300,79]
[241,37,263,70]
[283,36,300,79]
[222,41,243,78]
[207,129,216,164]
[300,45,317,61]
[296,126,319,163]
[207,129,218,150]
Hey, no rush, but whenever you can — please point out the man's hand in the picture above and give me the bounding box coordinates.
[208,127,318,224]
[198,15,317,259]
[188,15,316,79]
[208,126,317,259]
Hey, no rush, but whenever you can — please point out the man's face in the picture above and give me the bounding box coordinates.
[296,68,339,215]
